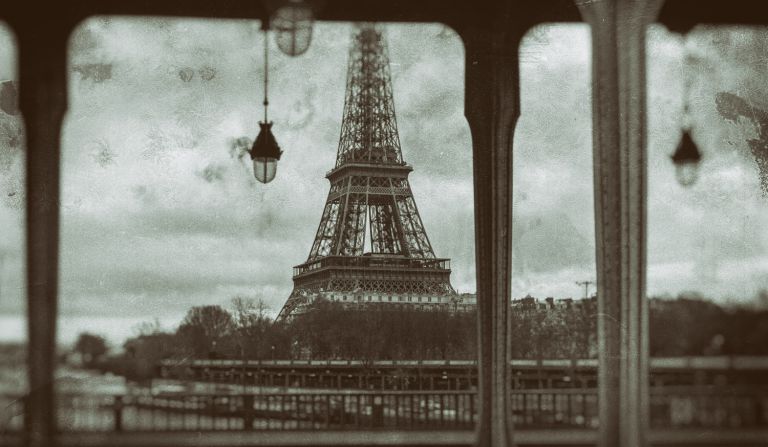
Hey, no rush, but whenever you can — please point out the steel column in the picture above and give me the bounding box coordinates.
[18,15,70,447]
[462,5,522,445]
[576,1,662,446]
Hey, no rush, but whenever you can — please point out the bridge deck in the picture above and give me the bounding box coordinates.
[159,357,768,391]
[3,429,768,447]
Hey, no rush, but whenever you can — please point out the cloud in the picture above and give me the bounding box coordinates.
[645,25,768,299]
[2,21,768,345]
[45,20,476,335]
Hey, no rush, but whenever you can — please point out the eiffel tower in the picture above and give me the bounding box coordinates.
[277,24,455,320]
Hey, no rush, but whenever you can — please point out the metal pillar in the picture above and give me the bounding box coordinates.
[576,1,662,446]
[462,5,522,443]
[19,16,70,447]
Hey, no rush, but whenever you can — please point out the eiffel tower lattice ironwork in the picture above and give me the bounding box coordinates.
[278,24,455,320]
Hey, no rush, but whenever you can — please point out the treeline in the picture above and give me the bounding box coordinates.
[291,299,476,361]
[510,298,596,359]
[650,294,768,356]
[72,294,768,382]
[85,298,478,381]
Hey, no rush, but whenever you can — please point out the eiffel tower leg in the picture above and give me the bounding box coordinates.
[395,194,435,259]
[335,193,367,256]
[369,201,402,254]
[309,199,340,260]
[464,17,523,447]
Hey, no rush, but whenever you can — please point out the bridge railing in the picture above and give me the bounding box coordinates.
[163,356,768,370]
[2,387,766,433]
[650,386,768,429]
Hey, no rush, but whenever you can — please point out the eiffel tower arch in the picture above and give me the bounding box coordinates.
[277,24,456,320]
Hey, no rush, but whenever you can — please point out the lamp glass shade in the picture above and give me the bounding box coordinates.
[250,122,282,183]
[675,161,699,187]
[671,129,702,187]
[253,157,278,184]
[272,3,313,56]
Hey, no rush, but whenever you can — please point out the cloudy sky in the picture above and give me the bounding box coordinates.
[0,19,766,345]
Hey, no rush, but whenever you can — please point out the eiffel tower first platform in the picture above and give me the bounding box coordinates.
[277,24,456,320]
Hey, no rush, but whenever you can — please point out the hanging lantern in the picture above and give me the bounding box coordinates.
[248,29,283,184]
[671,48,702,188]
[671,129,702,187]
[250,122,283,183]
[272,0,314,56]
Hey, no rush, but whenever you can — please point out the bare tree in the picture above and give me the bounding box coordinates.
[231,296,273,359]
[177,305,234,358]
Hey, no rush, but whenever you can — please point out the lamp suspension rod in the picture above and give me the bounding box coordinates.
[263,28,270,123]
[682,49,692,129]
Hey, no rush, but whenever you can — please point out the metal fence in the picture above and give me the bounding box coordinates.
[1,387,766,433]
[56,391,480,432]
[650,386,768,429]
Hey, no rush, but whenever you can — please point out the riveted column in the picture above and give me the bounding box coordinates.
[576,1,662,446]
[461,5,523,446]
[16,10,72,447]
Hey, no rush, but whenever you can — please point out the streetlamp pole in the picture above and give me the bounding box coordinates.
[576,280,594,299]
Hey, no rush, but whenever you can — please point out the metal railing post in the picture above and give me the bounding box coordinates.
[469,392,475,426]
[113,396,123,432]
[242,395,254,431]
[410,393,415,428]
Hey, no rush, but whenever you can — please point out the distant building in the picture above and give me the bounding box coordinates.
[511,294,590,312]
